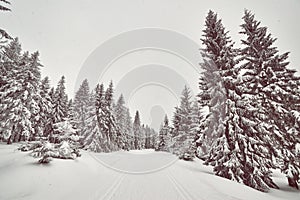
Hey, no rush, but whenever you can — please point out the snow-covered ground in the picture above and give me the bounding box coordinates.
[0,144,299,200]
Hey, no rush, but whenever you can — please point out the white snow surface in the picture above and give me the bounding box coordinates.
[0,144,299,200]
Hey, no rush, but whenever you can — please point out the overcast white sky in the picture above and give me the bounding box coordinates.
[1,0,299,128]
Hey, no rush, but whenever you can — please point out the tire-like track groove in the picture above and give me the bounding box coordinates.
[99,175,125,200]
[88,152,125,200]
[167,169,199,200]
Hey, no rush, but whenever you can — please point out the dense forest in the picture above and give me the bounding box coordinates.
[0,0,299,192]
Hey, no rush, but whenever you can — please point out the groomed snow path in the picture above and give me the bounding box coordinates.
[0,144,299,200]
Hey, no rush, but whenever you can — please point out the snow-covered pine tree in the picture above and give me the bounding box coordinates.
[0,38,22,141]
[156,115,171,152]
[113,94,131,150]
[102,81,123,150]
[170,86,195,158]
[239,10,300,189]
[31,76,53,141]
[51,76,69,143]
[81,84,104,152]
[73,79,90,135]
[52,76,68,123]
[114,94,126,130]
[133,110,142,150]
[82,84,107,152]
[196,10,228,157]
[0,40,42,143]
[124,107,133,150]
[198,10,280,192]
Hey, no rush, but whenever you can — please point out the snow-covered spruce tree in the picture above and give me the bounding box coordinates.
[82,83,107,152]
[124,107,133,149]
[85,81,124,152]
[196,10,228,158]
[51,76,69,143]
[156,115,171,152]
[197,10,280,192]
[0,39,42,143]
[133,110,142,150]
[73,79,90,135]
[32,76,52,140]
[239,10,300,189]
[170,86,195,158]
[0,38,21,141]
[52,76,68,123]
[102,81,125,151]
[113,94,131,150]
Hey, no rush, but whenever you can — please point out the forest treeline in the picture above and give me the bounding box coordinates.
[0,1,299,192]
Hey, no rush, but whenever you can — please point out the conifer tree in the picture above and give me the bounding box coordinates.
[170,86,195,157]
[239,10,300,189]
[52,76,68,123]
[33,76,53,140]
[102,81,121,150]
[0,39,42,143]
[197,10,280,192]
[73,79,90,135]
[156,115,171,151]
[82,84,107,152]
[133,111,142,150]
[113,94,131,149]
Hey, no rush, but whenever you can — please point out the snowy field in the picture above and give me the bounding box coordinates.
[0,144,299,200]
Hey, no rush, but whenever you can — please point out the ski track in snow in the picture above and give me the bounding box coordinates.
[167,169,199,200]
[0,144,299,200]
[97,174,126,200]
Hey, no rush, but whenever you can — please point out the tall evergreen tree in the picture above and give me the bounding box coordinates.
[82,85,107,152]
[197,10,280,192]
[52,76,68,123]
[73,79,90,134]
[239,10,300,189]
[156,115,171,151]
[32,76,53,140]
[133,111,142,150]
[170,86,195,157]
[113,94,132,150]
[197,10,230,155]
[102,81,122,150]
[0,41,42,143]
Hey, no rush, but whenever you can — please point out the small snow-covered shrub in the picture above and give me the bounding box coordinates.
[57,141,78,159]
[52,120,81,144]
[31,142,57,164]
[19,140,81,164]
